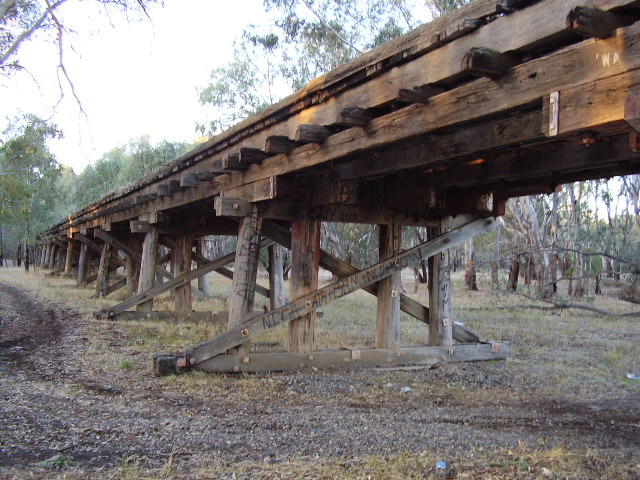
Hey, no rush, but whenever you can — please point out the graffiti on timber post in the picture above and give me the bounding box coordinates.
[234,210,263,301]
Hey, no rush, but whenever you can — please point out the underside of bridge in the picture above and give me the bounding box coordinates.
[41,0,640,374]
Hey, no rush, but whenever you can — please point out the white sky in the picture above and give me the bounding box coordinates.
[0,0,271,172]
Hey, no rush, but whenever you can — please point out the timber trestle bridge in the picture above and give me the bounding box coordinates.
[41,0,640,374]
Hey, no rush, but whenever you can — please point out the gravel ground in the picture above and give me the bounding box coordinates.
[1,280,639,479]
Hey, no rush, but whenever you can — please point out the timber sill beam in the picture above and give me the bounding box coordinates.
[97,239,274,318]
[189,343,508,374]
[176,218,495,369]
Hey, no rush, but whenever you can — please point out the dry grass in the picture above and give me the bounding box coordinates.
[1,266,639,479]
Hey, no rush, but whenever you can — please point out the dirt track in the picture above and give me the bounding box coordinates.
[1,280,639,479]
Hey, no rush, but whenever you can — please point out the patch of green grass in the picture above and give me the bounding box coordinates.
[37,453,70,470]
[119,359,135,371]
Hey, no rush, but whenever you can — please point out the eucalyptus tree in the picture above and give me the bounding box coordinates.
[0,114,62,266]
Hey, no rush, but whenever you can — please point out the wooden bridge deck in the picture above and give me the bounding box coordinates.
[39,0,640,374]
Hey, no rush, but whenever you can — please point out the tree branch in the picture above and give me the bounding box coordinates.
[0,0,69,68]
[49,7,87,120]
[300,0,363,55]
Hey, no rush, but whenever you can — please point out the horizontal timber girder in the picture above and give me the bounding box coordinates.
[45,0,640,237]
[95,239,274,318]
[177,218,495,369]
[261,219,480,344]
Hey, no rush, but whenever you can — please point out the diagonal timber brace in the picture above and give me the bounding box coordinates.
[95,239,274,318]
[261,220,479,343]
[161,217,495,372]
[160,237,271,299]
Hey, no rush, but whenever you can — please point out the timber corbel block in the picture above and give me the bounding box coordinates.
[168,180,184,193]
[337,107,374,127]
[180,173,202,188]
[157,184,172,197]
[397,84,445,104]
[222,153,244,171]
[295,124,333,144]
[461,47,518,79]
[239,147,270,165]
[265,136,302,154]
[214,197,252,217]
[566,6,633,39]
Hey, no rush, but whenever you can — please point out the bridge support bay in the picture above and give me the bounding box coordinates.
[39,0,640,376]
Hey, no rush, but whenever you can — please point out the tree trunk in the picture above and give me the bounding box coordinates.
[23,244,30,272]
[464,238,478,291]
[507,255,520,291]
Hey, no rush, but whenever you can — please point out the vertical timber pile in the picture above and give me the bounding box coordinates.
[48,245,57,269]
[268,244,286,309]
[173,233,194,312]
[44,245,52,269]
[428,222,453,346]
[77,243,90,287]
[228,206,263,356]
[64,239,74,275]
[137,226,159,312]
[95,242,111,298]
[289,220,321,354]
[376,223,402,349]
[56,245,65,271]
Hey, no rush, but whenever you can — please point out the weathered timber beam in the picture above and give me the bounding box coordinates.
[461,47,518,79]
[261,219,479,343]
[337,107,374,127]
[544,76,640,138]
[295,124,332,144]
[432,133,640,191]
[189,343,508,374]
[114,310,229,323]
[566,6,634,39]
[98,239,274,317]
[182,218,495,367]
[231,21,640,192]
[258,201,443,226]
